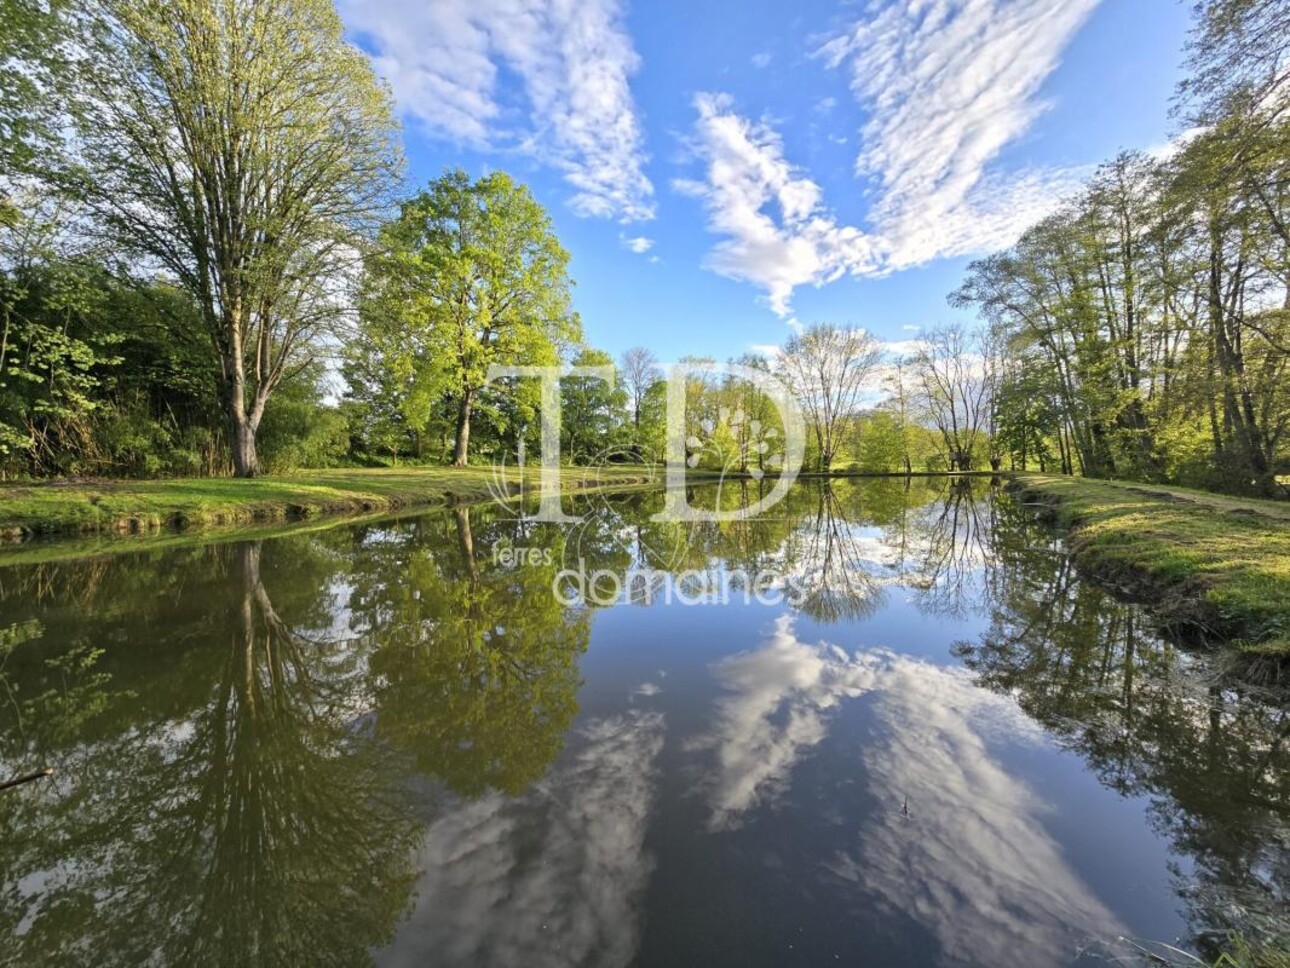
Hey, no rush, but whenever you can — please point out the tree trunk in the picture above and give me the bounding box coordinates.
[453,392,473,466]
[230,416,260,478]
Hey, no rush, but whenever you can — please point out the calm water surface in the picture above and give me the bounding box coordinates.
[0,479,1286,967]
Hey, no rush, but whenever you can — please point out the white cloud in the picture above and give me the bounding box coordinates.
[689,617,1124,965]
[675,92,886,317]
[750,52,773,69]
[380,709,666,968]
[818,0,1100,269]
[1145,125,1206,162]
[622,235,654,254]
[341,0,654,221]
[680,1,1099,315]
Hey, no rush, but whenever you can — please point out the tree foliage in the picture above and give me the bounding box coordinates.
[352,169,579,466]
[66,0,401,476]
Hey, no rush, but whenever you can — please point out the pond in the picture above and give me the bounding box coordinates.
[0,478,1286,967]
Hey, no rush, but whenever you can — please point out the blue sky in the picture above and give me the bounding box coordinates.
[339,0,1192,362]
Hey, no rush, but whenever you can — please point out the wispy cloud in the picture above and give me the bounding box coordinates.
[674,92,886,317]
[818,0,1100,269]
[681,0,1098,315]
[622,235,654,254]
[750,52,773,69]
[381,709,665,968]
[340,0,654,221]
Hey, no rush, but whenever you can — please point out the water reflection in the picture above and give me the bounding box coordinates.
[0,478,1285,965]
[379,706,665,968]
[0,540,421,966]
[351,507,588,797]
[693,615,1124,966]
[952,516,1290,952]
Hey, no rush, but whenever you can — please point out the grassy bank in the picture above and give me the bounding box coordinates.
[0,465,660,541]
[1011,474,1290,683]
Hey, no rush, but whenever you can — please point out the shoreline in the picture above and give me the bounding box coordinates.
[0,466,664,545]
[1008,474,1290,686]
[3,467,1287,687]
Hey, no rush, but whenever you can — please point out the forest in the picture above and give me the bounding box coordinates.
[0,0,1286,496]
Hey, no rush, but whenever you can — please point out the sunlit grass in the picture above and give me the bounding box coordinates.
[1015,474,1290,662]
[0,465,659,541]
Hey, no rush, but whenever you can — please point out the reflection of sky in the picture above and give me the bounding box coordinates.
[376,704,665,968]
[693,616,1127,967]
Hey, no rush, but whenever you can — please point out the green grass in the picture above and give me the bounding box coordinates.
[0,465,660,541]
[1011,474,1290,676]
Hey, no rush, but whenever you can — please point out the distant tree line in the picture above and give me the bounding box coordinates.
[0,0,1283,495]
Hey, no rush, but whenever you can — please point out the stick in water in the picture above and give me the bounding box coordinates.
[0,767,53,792]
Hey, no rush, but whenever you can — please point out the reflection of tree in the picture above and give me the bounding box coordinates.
[782,481,884,622]
[0,539,421,967]
[353,506,588,798]
[905,478,994,618]
[954,535,1290,953]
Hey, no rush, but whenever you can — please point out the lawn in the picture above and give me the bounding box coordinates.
[0,465,660,540]
[1012,474,1290,679]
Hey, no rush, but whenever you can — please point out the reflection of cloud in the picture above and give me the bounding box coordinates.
[694,615,879,829]
[829,651,1122,968]
[694,618,1124,965]
[378,709,665,968]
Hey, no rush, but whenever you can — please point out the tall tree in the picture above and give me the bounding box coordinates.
[362,170,580,466]
[908,324,994,473]
[561,348,628,462]
[1179,0,1290,126]
[775,324,883,473]
[0,0,69,189]
[67,0,400,476]
[619,346,660,430]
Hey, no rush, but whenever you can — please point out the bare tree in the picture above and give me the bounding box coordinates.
[775,324,883,473]
[619,346,660,429]
[908,324,994,472]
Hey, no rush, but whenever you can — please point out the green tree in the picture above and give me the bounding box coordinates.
[0,198,118,473]
[561,348,628,462]
[0,0,69,186]
[67,0,401,476]
[361,169,580,466]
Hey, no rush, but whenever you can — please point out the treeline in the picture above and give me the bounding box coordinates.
[1,0,1284,492]
[955,0,1289,495]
